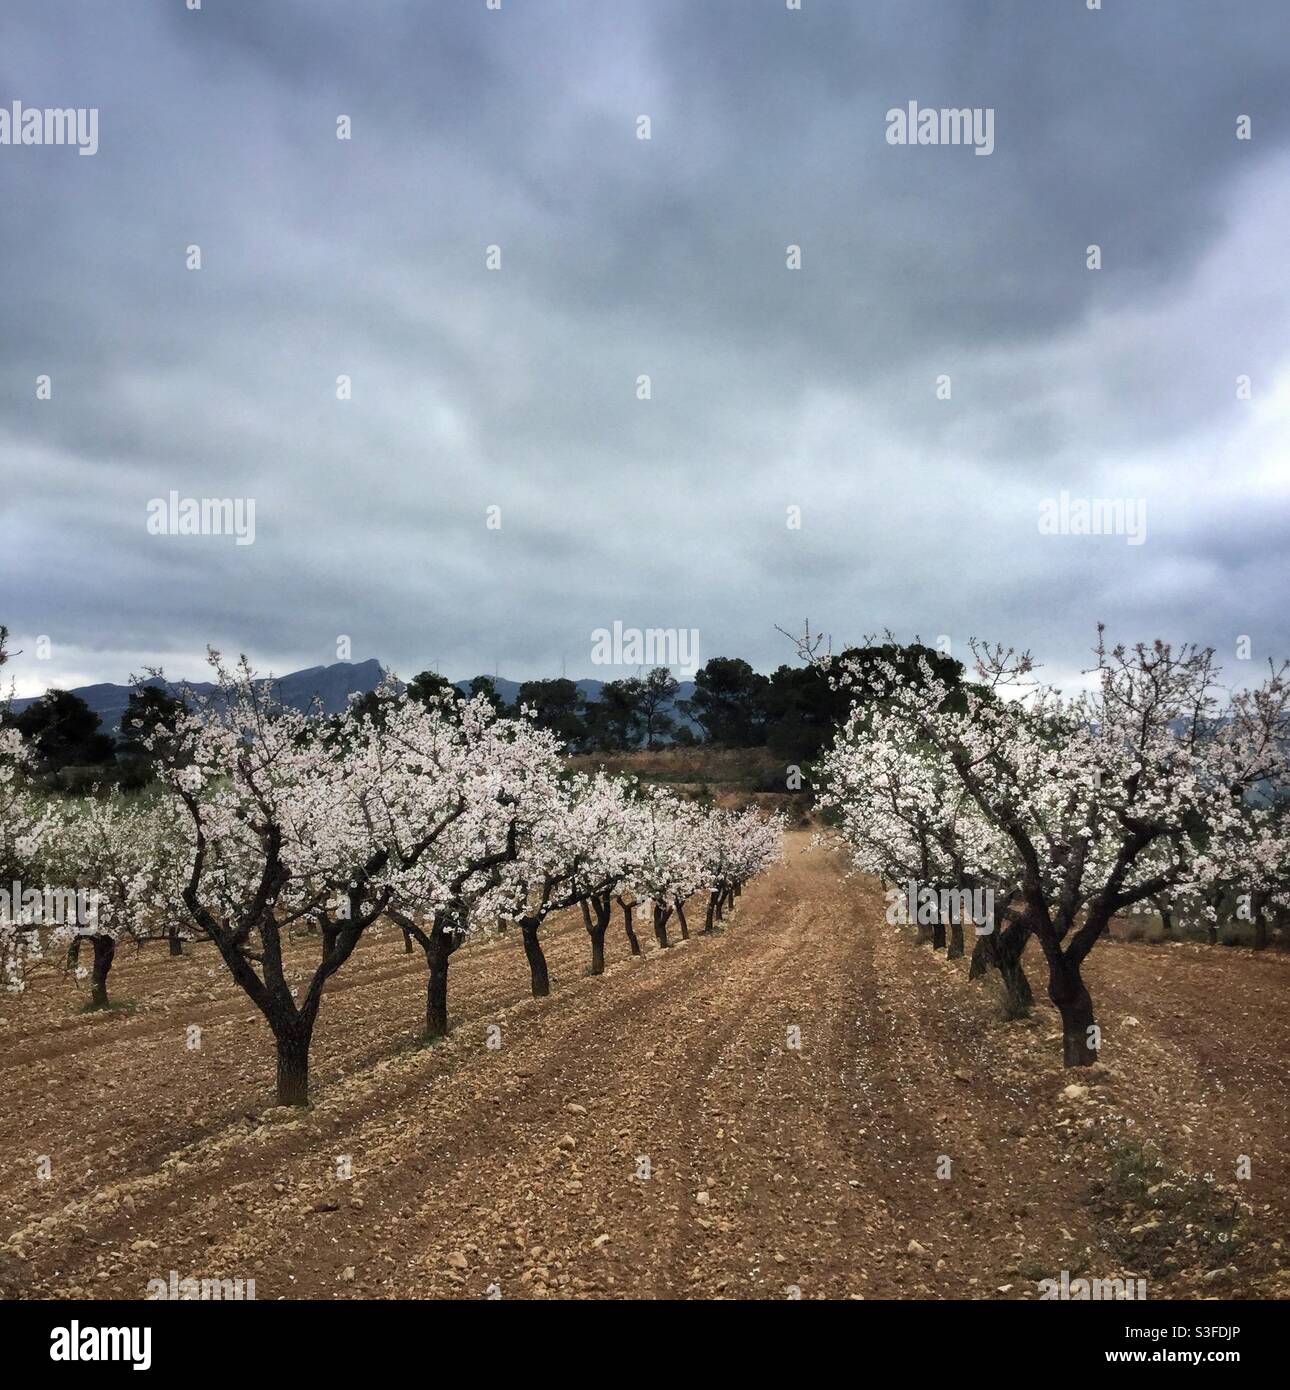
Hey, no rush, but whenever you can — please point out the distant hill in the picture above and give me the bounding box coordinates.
[9,659,388,730]
[9,662,699,736]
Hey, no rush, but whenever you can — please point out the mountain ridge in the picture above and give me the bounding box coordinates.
[8,660,698,733]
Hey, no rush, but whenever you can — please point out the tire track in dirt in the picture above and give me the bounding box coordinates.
[340,897,804,1300]
[539,864,811,1300]
[652,849,877,1298]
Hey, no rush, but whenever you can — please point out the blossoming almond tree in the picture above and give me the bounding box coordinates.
[1164,794,1290,947]
[817,720,1035,1005]
[1229,804,1290,946]
[629,789,706,948]
[830,631,1290,1066]
[622,798,783,948]
[506,784,782,983]
[154,656,414,1105]
[503,771,642,992]
[46,795,190,1010]
[0,728,57,995]
[696,806,784,932]
[370,688,564,1039]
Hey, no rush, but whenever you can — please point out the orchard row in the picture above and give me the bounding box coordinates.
[815,629,1290,1066]
[1,653,782,1105]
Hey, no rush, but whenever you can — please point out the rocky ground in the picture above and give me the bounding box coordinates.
[1,832,1286,1300]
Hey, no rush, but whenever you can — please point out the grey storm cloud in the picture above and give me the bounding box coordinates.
[2,0,1290,697]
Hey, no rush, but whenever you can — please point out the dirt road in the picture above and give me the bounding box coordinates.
[1,833,1286,1299]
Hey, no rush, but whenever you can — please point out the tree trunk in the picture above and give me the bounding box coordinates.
[621,901,641,955]
[401,926,414,955]
[971,926,1032,1012]
[1049,959,1097,1067]
[675,901,689,940]
[947,918,964,960]
[931,916,946,951]
[968,933,991,979]
[589,923,608,975]
[704,891,718,933]
[66,935,82,968]
[88,935,115,1010]
[168,921,183,956]
[520,916,550,996]
[653,905,670,949]
[1000,946,1033,1011]
[272,1014,314,1107]
[584,897,613,975]
[1253,899,1269,950]
[424,929,453,1039]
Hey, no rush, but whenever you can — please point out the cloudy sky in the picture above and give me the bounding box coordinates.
[3,0,1289,698]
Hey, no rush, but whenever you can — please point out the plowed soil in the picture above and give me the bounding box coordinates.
[1,833,1286,1300]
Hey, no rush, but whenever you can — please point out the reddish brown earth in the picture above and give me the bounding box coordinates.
[1,832,1286,1300]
